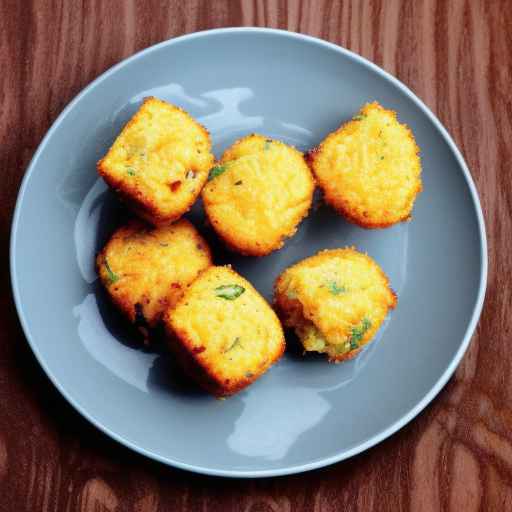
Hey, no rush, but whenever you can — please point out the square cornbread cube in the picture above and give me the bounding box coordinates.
[274,248,396,362]
[96,218,212,342]
[202,134,314,256]
[307,102,422,228]
[98,97,214,225]
[164,266,285,397]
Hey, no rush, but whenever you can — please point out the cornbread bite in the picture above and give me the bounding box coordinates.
[202,134,315,256]
[97,218,211,339]
[308,102,422,228]
[164,266,285,396]
[274,248,396,362]
[98,97,214,225]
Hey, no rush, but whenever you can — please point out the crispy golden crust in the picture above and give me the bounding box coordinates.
[166,321,278,397]
[98,97,214,226]
[307,102,422,228]
[202,134,315,256]
[96,218,212,332]
[274,248,396,362]
[99,172,190,226]
[330,347,362,362]
[164,266,285,397]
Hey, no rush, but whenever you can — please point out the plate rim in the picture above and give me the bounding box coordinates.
[10,27,488,478]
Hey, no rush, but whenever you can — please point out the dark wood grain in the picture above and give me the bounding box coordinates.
[1,0,510,510]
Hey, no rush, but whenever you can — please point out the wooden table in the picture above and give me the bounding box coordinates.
[1,1,508,510]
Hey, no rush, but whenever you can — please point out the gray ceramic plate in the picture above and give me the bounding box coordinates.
[10,28,487,477]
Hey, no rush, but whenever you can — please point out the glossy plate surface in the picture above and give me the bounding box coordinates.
[10,28,487,477]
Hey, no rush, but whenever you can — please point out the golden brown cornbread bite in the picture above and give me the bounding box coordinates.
[308,102,422,228]
[164,266,285,396]
[97,218,211,338]
[202,134,315,256]
[274,248,396,362]
[98,97,214,225]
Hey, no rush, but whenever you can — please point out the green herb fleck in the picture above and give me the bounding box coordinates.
[347,318,372,350]
[245,372,254,378]
[224,337,243,353]
[159,242,169,247]
[336,342,351,354]
[186,170,196,179]
[380,156,385,160]
[264,139,272,150]
[208,164,227,181]
[126,167,136,176]
[327,282,347,295]
[215,284,245,300]
[354,114,366,121]
[104,259,119,285]
[234,180,243,186]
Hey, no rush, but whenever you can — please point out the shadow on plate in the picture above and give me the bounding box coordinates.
[94,282,156,352]
[147,353,206,398]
